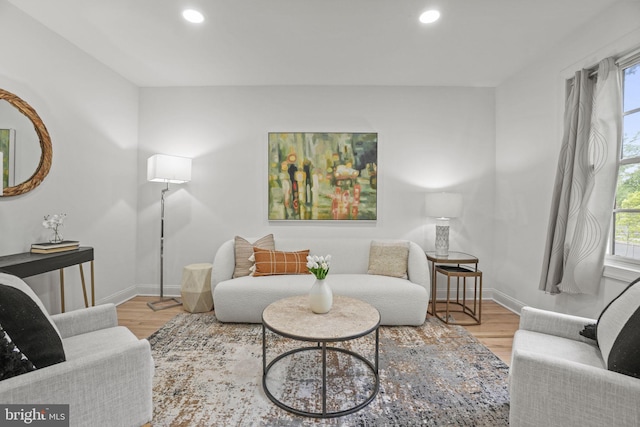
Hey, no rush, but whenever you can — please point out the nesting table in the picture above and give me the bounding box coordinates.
[262,295,380,418]
[426,251,483,325]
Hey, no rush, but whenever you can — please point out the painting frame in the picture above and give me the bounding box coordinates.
[0,129,16,190]
[268,132,378,221]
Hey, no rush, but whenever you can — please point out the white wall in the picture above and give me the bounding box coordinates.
[3,0,634,318]
[494,1,640,317]
[137,86,496,295]
[0,1,139,313]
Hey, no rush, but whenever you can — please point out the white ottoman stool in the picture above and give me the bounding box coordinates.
[180,263,213,313]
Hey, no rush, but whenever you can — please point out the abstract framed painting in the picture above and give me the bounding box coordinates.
[0,129,15,189]
[268,132,377,221]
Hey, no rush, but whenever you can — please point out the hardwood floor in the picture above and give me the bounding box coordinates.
[457,301,520,365]
[117,297,519,365]
[116,296,184,339]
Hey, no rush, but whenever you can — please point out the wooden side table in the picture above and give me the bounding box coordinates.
[180,263,213,313]
[425,251,481,324]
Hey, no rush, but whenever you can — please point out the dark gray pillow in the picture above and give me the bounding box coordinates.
[596,277,640,378]
[0,323,36,380]
[0,284,65,369]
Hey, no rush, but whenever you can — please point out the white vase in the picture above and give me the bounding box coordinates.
[309,278,333,314]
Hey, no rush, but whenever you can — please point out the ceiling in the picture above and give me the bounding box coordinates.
[8,0,619,87]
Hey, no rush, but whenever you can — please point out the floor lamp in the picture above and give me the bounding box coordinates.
[425,192,463,257]
[147,154,192,311]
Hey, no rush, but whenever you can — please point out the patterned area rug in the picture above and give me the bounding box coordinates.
[149,313,510,426]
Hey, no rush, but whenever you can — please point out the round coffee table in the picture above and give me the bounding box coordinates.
[262,295,380,418]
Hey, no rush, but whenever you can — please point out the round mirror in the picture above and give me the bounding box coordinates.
[0,89,52,197]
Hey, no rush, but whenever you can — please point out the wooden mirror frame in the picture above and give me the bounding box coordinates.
[0,89,52,197]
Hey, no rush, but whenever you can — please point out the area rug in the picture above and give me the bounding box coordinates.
[148,312,510,426]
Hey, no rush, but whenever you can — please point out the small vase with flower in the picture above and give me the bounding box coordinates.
[307,254,332,314]
[42,214,66,244]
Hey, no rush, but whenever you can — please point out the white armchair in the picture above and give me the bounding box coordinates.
[509,306,640,427]
[0,275,153,427]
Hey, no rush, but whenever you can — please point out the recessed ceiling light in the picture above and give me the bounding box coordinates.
[182,9,205,24]
[419,10,440,24]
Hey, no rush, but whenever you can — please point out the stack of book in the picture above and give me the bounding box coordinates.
[31,241,80,254]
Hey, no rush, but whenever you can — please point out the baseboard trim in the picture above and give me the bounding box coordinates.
[489,289,525,315]
[136,284,182,298]
[434,286,497,301]
[96,285,139,307]
[127,284,523,316]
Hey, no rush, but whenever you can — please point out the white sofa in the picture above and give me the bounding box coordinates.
[211,237,430,326]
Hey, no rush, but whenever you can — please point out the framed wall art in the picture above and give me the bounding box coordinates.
[268,132,378,221]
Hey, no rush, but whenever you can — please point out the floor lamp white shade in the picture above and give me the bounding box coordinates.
[425,192,463,257]
[147,154,192,183]
[147,154,192,311]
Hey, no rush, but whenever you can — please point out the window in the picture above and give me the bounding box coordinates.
[613,58,640,260]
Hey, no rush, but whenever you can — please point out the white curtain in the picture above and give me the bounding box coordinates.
[539,57,622,295]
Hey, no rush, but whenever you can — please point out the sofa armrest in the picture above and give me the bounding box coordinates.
[0,339,153,426]
[407,242,430,291]
[51,304,118,339]
[212,239,235,292]
[519,306,596,343]
[510,349,640,426]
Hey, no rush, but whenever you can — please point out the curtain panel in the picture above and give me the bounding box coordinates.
[539,57,622,295]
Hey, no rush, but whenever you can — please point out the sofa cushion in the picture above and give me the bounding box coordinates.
[0,324,37,380]
[233,234,275,278]
[0,283,66,369]
[597,277,640,378]
[367,240,409,279]
[251,248,310,276]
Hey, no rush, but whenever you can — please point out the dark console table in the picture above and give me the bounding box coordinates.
[0,247,95,313]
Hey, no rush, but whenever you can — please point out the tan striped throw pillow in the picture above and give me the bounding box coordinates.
[251,247,310,276]
[233,234,275,278]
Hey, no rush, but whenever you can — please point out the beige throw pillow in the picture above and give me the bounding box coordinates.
[367,240,410,279]
[233,234,275,278]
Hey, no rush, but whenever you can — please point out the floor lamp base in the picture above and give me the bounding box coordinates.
[147,297,182,311]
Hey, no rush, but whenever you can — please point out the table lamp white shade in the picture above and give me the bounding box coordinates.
[425,192,463,257]
[147,154,192,183]
[425,192,463,219]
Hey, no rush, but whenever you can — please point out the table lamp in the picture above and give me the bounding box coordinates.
[425,192,463,257]
[147,154,192,311]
